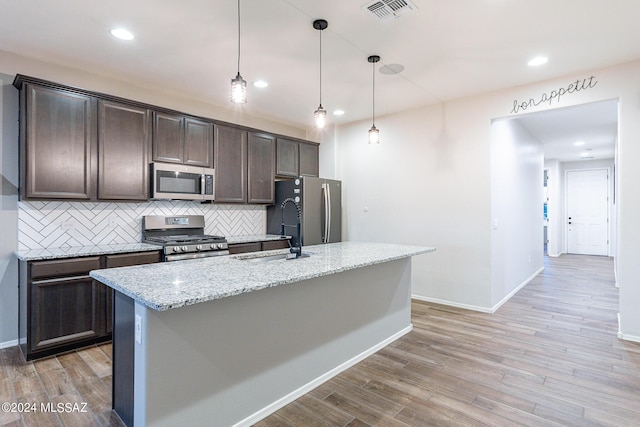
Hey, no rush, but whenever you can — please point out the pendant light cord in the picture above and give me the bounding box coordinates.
[319,28,322,105]
[372,61,375,126]
[237,0,241,74]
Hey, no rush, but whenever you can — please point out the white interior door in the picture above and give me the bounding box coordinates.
[567,169,609,255]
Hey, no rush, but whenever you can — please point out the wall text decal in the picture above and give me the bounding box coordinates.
[510,76,598,114]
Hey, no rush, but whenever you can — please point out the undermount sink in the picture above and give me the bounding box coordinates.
[240,253,311,263]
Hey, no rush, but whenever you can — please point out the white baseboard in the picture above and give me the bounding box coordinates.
[617,313,640,343]
[0,339,18,350]
[233,325,413,427]
[413,266,545,314]
[412,294,494,313]
[547,253,561,258]
[490,266,545,313]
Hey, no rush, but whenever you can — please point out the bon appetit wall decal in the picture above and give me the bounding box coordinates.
[510,76,598,114]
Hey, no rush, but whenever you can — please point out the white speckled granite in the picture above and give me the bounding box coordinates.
[90,241,435,311]
[226,234,290,244]
[13,235,289,261]
[14,243,162,261]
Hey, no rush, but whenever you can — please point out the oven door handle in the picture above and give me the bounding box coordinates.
[165,250,229,262]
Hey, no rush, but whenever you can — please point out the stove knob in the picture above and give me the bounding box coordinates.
[196,245,203,251]
[173,246,180,253]
[181,246,188,252]
[210,243,218,250]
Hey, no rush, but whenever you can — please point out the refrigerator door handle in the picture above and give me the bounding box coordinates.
[326,183,331,243]
[322,183,330,243]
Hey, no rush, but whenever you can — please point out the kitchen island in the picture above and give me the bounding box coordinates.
[90,241,435,427]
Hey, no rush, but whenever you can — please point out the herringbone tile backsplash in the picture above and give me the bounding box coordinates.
[17,200,266,250]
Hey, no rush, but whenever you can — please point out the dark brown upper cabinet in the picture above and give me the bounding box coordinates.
[299,141,319,177]
[20,83,96,200]
[214,124,247,203]
[276,138,299,178]
[276,138,319,178]
[98,100,151,201]
[248,132,276,204]
[14,75,319,204]
[152,112,213,168]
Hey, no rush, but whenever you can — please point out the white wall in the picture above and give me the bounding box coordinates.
[337,103,493,310]
[490,118,544,308]
[544,159,562,257]
[335,60,640,339]
[0,73,19,347]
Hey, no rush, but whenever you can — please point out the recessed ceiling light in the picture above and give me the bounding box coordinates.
[253,80,268,88]
[528,56,548,67]
[110,28,134,41]
[580,149,594,158]
[333,110,345,116]
[574,141,585,146]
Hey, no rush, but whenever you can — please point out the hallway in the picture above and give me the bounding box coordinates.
[1,255,639,426]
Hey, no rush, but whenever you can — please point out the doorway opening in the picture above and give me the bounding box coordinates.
[513,99,618,258]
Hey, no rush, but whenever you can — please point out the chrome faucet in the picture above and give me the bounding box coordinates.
[280,197,302,258]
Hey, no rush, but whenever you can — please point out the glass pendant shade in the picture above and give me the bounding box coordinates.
[314,104,327,128]
[368,125,380,144]
[231,72,247,104]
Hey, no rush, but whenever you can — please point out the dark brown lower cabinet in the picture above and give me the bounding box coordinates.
[18,251,161,360]
[29,275,102,353]
[228,238,291,254]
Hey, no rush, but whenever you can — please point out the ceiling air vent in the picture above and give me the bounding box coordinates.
[362,0,418,23]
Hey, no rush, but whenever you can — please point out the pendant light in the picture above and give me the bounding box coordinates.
[368,55,381,144]
[313,19,328,128]
[230,0,247,104]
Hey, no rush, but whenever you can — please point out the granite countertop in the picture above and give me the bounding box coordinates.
[226,234,290,244]
[90,241,436,311]
[13,243,162,261]
[14,235,289,261]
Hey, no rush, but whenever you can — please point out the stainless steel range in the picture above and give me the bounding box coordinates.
[142,215,229,261]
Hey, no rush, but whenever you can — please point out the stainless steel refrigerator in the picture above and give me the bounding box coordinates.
[267,177,341,246]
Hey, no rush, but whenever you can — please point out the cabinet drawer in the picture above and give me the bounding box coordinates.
[30,257,102,280]
[105,251,162,268]
[262,239,290,251]
[228,242,262,254]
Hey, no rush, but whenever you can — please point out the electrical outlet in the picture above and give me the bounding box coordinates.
[135,314,142,344]
[60,220,76,231]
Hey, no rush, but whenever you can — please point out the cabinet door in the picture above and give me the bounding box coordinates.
[23,84,95,199]
[214,125,247,203]
[276,138,299,178]
[153,111,184,164]
[29,276,101,352]
[98,100,151,200]
[184,118,214,167]
[299,142,319,177]
[248,132,275,204]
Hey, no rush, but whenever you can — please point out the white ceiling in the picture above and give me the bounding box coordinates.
[0,0,638,134]
[516,100,618,162]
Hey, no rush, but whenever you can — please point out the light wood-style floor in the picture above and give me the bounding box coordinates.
[2,254,639,426]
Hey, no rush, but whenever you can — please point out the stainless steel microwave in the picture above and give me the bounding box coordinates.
[150,163,215,201]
